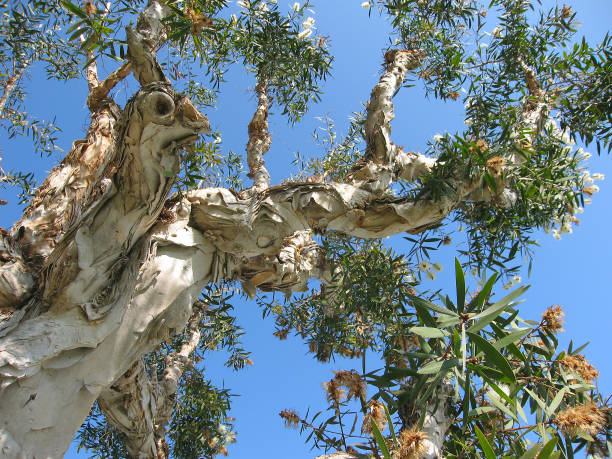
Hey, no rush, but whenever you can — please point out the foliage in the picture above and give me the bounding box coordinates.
[274,261,611,457]
[76,402,130,459]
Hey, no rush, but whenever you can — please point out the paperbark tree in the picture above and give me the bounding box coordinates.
[0,0,610,458]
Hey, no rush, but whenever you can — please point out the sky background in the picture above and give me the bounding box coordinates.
[1,1,611,458]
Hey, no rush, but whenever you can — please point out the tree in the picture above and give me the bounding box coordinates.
[0,0,610,457]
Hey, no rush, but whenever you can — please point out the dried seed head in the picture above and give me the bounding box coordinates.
[273,328,289,340]
[560,354,599,383]
[447,91,460,100]
[561,4,572,18]
[323,379,346,406]
[334,370,367,401]
[541,305,565,333]
[362,400,387,434]
[279,409,300,429]
[486,156,505,176]
[553,402,605,436]
[397,428,429,459]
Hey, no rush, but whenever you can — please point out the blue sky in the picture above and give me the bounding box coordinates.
[1,1,611,457]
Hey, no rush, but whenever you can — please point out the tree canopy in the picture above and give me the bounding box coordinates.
[0,0,610,458]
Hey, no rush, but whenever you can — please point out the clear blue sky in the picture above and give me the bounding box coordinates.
[1,1,610,458]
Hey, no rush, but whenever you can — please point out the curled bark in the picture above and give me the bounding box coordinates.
[98,307,204,458]
[244,80,272,194]
[127,0,171,85]
[348,50,425,191]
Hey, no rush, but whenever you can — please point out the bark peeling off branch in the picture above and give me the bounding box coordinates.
[0,230,35,312]
[188,181,455,247]
[87,61,133,111]
[510,58,550,166]
[244,80,272,194]
[348,50,424,190]
[12,104,120,267]
[238,230,334,299]
[0,207,218,457]
[98,308,203,458]
[127,0,171,85]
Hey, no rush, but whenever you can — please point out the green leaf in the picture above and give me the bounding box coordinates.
[62,0,88,19]
[467,332,516,383]
[474,425,496,459]
[519,443,544,459]
[546,387,568,417]
[488,391,519,422]
[467,286,528,333]
[538,439,558,459]
[418,358,459,375]
[455,258,466,313]
[370,418,391,459]
[466,273,497,313]
[383,404,397,445]
[492,328,531,351]
[411,296,458,317]
[409,326,449,339]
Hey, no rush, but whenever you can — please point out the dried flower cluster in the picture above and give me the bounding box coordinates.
[553,402,605,436]
[541,305,565,333]
[559,354,599,383]
[279,409,301,429]
[334,370,367,401]
[273,328,289,340]
[362,400,387,434]
[339,346,362,358]
[323,378,346,406]
[394,428,429,459]
[323,370,366,407]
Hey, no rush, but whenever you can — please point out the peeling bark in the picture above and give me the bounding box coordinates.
[98,306,204,458]
[244,80,271,194]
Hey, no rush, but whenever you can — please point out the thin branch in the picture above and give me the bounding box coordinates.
[127,0,171,85]
[87,61,132,111]
[0,59,29,117]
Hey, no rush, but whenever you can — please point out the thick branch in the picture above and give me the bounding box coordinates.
[0,229,35,311]
[99,308,203,457]
[127,0,171,85]
[237,230,335,299]
[347,50,424,191]
[244,80,272,194]
[188,179,479,248]
[0,203,217,456]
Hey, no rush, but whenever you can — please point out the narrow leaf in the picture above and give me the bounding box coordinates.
[455,258,466,313]
[467,332,516,383]
[474,426,496,459]
[370,419,391,459]
[409,326,449,339]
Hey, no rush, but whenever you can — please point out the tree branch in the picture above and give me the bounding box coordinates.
[98,301,203,459]
[127,0,171,85]
[244,80,272,194]
[0,58,29,117]
[87,61,132,111]
[348,50,426,191]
